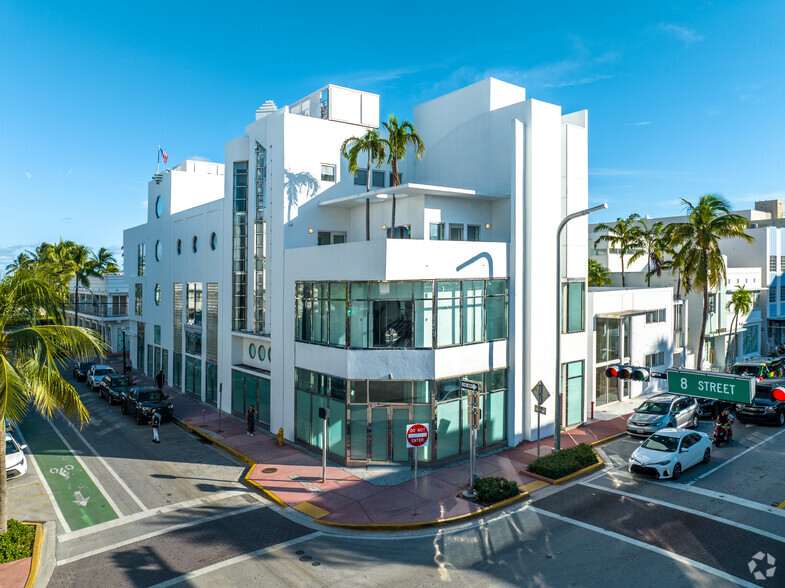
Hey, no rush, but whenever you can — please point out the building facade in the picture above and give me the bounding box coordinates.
[66,274,130,353]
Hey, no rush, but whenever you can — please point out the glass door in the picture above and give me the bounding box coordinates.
[370,408,388,462]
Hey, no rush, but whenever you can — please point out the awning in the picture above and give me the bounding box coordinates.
[595,310,649,319]
[318,183,507,208]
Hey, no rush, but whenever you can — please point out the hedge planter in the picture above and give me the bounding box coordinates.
[473,476,520,506]
[0,519,35,565]
[526,443,599,481]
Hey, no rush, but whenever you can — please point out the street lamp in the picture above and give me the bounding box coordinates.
[554,202,607,452]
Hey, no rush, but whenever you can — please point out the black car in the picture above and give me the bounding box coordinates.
[122,386,174,425]
[736,378,785,426]
[696,397,734,420]
[98,374,135,405]
[73,361,95,382]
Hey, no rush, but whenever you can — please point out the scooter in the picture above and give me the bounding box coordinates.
[713,423,733,447]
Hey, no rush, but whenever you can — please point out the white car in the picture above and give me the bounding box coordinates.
[5,433,27,480]
[87,365,116,390]
[628,428,711,480]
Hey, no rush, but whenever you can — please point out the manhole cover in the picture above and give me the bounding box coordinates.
[312,562,321,567]
[299,555,312,562]
[261,467,278,474]
[295,550,304,555]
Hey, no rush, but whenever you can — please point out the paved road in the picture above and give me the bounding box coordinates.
[7,377,785,587]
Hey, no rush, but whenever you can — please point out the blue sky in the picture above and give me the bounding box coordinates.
[3,1,785,271]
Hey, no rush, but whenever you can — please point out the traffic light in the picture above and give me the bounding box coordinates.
[605,364,650,382]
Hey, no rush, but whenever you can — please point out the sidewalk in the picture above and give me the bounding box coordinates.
[119,359,633,528]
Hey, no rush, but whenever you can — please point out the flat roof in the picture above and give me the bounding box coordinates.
[318,183,508,208]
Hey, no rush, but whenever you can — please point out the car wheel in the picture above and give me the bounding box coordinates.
[672,463,682,480]
[691,415,699,429]
[702,448,711,464]
[778,412,785,427]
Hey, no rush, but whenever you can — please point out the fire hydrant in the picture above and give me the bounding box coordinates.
[277,427,284,446]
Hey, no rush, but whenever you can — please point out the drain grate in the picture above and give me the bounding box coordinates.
[261,467,278,474]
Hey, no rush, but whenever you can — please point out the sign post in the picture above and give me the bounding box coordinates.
[461,378,482,497]
[318,406,330,483]
[406,423,429,515]
[531,381,551,457]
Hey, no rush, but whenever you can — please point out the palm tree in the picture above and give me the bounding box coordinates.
[725,285,753,370]
[4,252,33,276]
[382,116,424,235]
[668,195,754,370]
[341,129,386,241]
[629,219,665,287]
[0,268,105,533]
[593,214,644,287]
[588,259,613,287]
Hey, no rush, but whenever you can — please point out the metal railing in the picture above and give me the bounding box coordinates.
[67,302,128,317]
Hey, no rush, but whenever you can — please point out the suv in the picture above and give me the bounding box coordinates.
[87,365,116,390]
[98,374,135,405]
[122,386,174,425]
[736,378,785,426]
[626,393,700,436]
[730,357,784,381]
[73,361,95,382]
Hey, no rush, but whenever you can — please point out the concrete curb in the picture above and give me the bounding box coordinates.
[589,431,628,447]
[21,522,42,588]
[315,488,531,531]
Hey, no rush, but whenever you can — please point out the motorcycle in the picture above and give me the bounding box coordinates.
[713,423,733,447]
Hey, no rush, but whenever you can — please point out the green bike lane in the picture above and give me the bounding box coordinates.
[18,415,118,531]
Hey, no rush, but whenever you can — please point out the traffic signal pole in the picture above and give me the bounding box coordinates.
[555,203,606,452]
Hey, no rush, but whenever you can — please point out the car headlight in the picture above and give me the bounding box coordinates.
[765,406,776,412]
[651,459,672,466]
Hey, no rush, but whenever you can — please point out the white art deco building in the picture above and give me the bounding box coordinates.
[125,78,603,466]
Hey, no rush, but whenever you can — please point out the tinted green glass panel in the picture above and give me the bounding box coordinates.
[371,408,388,461]
[487,390,506,444]
[436,401,461,459]
[232,370,244,415]
[349,301,368,348]
[485,296,507,340]
[329,300,346,346]
[414,298,433,348]
[257,377,271,424]
[392,409,410,462]
[349,406,367,460]
[328,399,345,456]
[295,389,310,443]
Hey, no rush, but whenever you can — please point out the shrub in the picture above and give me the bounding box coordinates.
[526,443,599,480]
[0,519,36,564]
[473,476,520,505]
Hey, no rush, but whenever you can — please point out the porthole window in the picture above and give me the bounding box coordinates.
[258,346,265,361]
[192,236,198,253]
[154,284,161,305]
[155,196,162,218]
[155,240,162,261]
[177,239,182,255]
[210,232,217,250]
[267,347,271,362]
[249,343,256,359]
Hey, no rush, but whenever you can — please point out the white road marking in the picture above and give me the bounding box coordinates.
[688,428,785,485]
[56,502,267,565]
[65,418,148,511]
[581,482,785,544]
[530,506,759,588]
[147,531,324,587]
[608,469,785,518]
[48,419,125,517]
[13,428,72,534]
[58,489,259,542]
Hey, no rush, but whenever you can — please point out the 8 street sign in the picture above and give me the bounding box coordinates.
[406,423,430,448]
[666,368,753,404]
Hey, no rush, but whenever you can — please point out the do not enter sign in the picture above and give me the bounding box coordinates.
[406,423,430,448]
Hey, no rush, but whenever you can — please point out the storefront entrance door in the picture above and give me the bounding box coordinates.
[353,405,412,464]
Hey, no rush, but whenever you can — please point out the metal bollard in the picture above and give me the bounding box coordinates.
[202,409,205,427]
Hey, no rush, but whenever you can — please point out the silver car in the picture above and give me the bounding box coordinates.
[626,394,700,437]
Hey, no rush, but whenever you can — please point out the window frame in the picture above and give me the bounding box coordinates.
[321,164,336,182]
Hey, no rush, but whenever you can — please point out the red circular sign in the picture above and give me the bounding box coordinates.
[406,424,429,447]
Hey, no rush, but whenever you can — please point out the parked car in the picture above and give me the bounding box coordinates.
[628,428,712,480]
[695,397,734,420]
[5,433,27,480]
[73,361,95,382]
[86,365,116,390]
[98,374,135,405]
[626,393,700,436]
[736,378,785,426]
[122,386,174,425]
[730,357,784,381]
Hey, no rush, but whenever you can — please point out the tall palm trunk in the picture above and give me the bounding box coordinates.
[365,156,371,241]
[75,281,80,323]
[620,254,626,287]
[0,447,6,533]
[390,158,399,235]
[697,286,709,370]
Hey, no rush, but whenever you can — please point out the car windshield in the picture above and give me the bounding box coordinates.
[5,439,20,455]
[137,391,165,402]
[112,376,133,386]
[636,401,671,415]
[641,435,679,452]
[732,366,760,376]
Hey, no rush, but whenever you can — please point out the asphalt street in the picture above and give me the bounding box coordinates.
[6,374,785,587]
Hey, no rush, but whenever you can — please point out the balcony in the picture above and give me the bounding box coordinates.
[67,302,128,318]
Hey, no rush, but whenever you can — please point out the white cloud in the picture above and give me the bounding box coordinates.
[658,24,704,46]
[25,172,31,180]
[733,191,785,203]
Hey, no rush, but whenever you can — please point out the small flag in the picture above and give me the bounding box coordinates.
[160,148,168,164]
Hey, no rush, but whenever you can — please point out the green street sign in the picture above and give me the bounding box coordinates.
[666,369,753,404]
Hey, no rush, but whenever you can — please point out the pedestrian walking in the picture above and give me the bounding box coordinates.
[155,370,165,391]
[150,409,161,443]
[246,405,256,437]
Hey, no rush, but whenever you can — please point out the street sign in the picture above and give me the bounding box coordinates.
[534,405,546,415]
[666,368,754,404]
[461,379,481,392]
[530,381,551,405]
[405,423,430,448]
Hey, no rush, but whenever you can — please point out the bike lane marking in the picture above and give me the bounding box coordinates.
[19,417,119,531]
